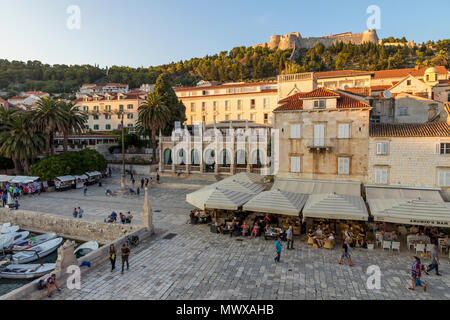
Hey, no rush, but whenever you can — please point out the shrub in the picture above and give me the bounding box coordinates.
[29,149,107,181]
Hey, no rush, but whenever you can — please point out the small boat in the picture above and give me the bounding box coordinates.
[0,225,19,234]
[13,232,58,249]
[9,231,30,245]
[1,223,11,228]
[12,238,63,264]
[0,263,56,279]
[0,234,14,250]
[74,241,99,258]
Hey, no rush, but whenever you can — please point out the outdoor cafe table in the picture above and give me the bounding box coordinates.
[406,234,431,248]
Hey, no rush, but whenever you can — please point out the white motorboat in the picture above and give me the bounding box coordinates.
[12,238,63,264]
[0,263,56,279]
[0,234,14,250]
[9,231,30,245]
[0,225,19,234]
[74,241,99,258]
[13,232,58,249]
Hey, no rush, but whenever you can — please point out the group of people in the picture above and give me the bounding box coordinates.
[108,243,131,274]
[307,225,336,248]
[72,207,84,219]
[104,211,133,224]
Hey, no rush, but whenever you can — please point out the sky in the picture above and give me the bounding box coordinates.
[0,0,449,68]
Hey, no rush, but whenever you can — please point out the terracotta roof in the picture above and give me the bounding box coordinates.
[174,81,277,92]
[370,122,450,137]
[24,91,48,96]
[279,88,340,103]
[373,66,448,79]
[275,88,371,112]
[316,70,374,79]
[8,96,28,100]
[370,85,392,91]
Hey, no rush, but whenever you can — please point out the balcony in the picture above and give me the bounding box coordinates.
[305,138,335,152]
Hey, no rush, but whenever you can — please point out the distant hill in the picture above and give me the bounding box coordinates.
[0,38,448,97]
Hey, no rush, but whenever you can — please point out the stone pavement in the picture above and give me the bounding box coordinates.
[16,174,450,300]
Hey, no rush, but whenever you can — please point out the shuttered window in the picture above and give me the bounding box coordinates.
[376,142,389,155]
[290,124,301,139]
[290,157,301,173]
[338,124,350,138]
[438,170,450,187]
[338,157,350,175]
[375,168,388,184]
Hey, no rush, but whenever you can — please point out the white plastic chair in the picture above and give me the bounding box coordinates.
[426,243,434,252]
[416,243,425,254]
[438,238,447,253]
[391,241,400,252]
[382,241,391,251]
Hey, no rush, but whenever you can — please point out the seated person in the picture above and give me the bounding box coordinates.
[126,212,133,224]
[316,227,323,238]
[227,221,234,235]
[105,189,112,196]
[13,200,19,210]
[307,228,315,238]
[215,220,223,234]
[328,233,335,241]
[110,211,118,221]
[250,224,259,238]
[265,224,273,234]
[358,228,367,248]
[44,274,61,298]
[390,231,398,242]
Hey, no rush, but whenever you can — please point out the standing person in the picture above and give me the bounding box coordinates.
[137,187,140,197]
[287,226,294,250]
[1,192,6,207]
[140,178,144,189]
[131,177,135,187]
[83,184,88,196]
[274,237,282,262]
[425,245,441,276]
[156,172,160,184]
[409,256,428,291]
[339,239,353,266]
[72,207,78,218]
[108,244,117,272]
[121,243,130,274]
[78,207,83,219]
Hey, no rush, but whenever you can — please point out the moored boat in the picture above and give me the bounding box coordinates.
[74,241,99,258]
[12,238,63,264]
[0,263,56,279]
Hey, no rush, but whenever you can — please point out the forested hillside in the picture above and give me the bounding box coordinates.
[1,38,448,98]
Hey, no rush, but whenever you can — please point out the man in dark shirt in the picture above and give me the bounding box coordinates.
[121,244,130,274]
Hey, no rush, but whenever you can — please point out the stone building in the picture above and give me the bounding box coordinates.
[273,87,372,182]
[368,118,450,201]
[159,120,271,176]
[74,91,146,132]
[76,83,129,98]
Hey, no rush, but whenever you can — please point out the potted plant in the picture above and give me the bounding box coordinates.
[366,233,375,250]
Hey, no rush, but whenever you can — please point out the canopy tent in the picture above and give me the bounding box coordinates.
[366,185,450,227]
[85,171,102,177]
[55,175,76,182]
[303,193,368,221]
[273,178,361,197]
[186,172,264,210]
[243,188,308,216]
[0,175,13,183]
[74,174,88,180]
[186,187,256,210]
[8,176,40,184]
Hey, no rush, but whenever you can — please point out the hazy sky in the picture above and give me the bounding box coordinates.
[0,0,449,68]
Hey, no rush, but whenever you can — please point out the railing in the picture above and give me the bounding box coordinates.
[304,138,337,151]
[277,72,314,83]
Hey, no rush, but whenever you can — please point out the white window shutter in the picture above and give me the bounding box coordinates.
[383,142,388,154]
[436,143,441,154]
[382,169,388,184]
[376,143,381,154]
[375,169,381,183]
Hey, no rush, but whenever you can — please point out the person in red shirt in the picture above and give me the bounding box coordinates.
[241,222,249,236]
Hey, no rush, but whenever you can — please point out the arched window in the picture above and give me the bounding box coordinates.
[204,149,215,165]
[191,149,201,165]
[236,150,247,166]
[163,149,172,165]
[175,149,186,165]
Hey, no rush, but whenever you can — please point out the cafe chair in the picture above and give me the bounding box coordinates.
[382,241,391,251]
[438,238,447,254]
[415,243,425,254]
[307,236,314,245]
[324,239,334,249]
[391,241,400,253]
[426,243,435,252]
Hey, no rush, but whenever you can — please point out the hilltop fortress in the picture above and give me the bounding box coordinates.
[253,30,379,59]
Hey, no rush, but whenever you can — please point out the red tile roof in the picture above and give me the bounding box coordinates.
[370,122,450,137]
[275,88,371,112]
[372,66,448,79]
[24,91,48,96]
[316,70,374,79]
[370,85,392,91]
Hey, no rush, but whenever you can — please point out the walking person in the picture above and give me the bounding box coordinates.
[83,184,88,196]
[121,243,130,274]
[274,237,282,262]
[72,207,78,218]
[409,256,428,291]
[140,178,144,189]
[137,187,140,197]
[77,207,83,219]
[287,226,294,249]
[1,193,6,207]
[425,245,441,276]
[339,239,353,266]
[131,177,135,187]
[108,244,117,272]
[156,172,160,184]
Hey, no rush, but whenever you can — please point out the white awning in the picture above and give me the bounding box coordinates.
[273,178,361,196]
[243,188,308,216]
[0,175,13,183]
[85,171,101,177]
[365,185,450,227]
[55,175,76,182]
[8,176,40,184]
[186,187,256,210]
[303,193,368,221]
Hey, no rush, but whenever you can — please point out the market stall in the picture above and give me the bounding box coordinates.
[74,175,88,189]
[54,175,76,191]
[7,176,42,194]
[85,171,102,184]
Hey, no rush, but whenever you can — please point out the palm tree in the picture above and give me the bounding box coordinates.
[0,105,18,132]
[137,93,171,163]
[0,114,45,174]
[59,101,88,152]
[31,98,67,156]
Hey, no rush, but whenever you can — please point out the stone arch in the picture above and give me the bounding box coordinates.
[163,148,172,165]
[204,149,215,165]
[219,149,232,166]
[235,149,247,166]
[191,149,201,165]
[174,148,187,165]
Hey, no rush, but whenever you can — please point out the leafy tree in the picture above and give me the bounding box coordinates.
[59,101,88,152]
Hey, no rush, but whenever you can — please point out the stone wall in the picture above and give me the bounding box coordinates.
[108,163,156,176]
[0,208,141,243]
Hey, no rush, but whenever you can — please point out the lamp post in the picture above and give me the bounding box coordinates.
[120,112,126,189]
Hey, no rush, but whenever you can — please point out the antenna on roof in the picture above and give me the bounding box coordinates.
[383,91,392,99]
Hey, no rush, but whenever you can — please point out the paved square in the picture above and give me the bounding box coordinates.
[17,175,450,300]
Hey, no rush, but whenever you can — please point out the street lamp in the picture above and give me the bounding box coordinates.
[120,112,126,189]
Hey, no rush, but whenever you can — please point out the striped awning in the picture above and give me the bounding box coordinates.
[186,187,256,210]
[303,193,368,221]
[243,188,308,216]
